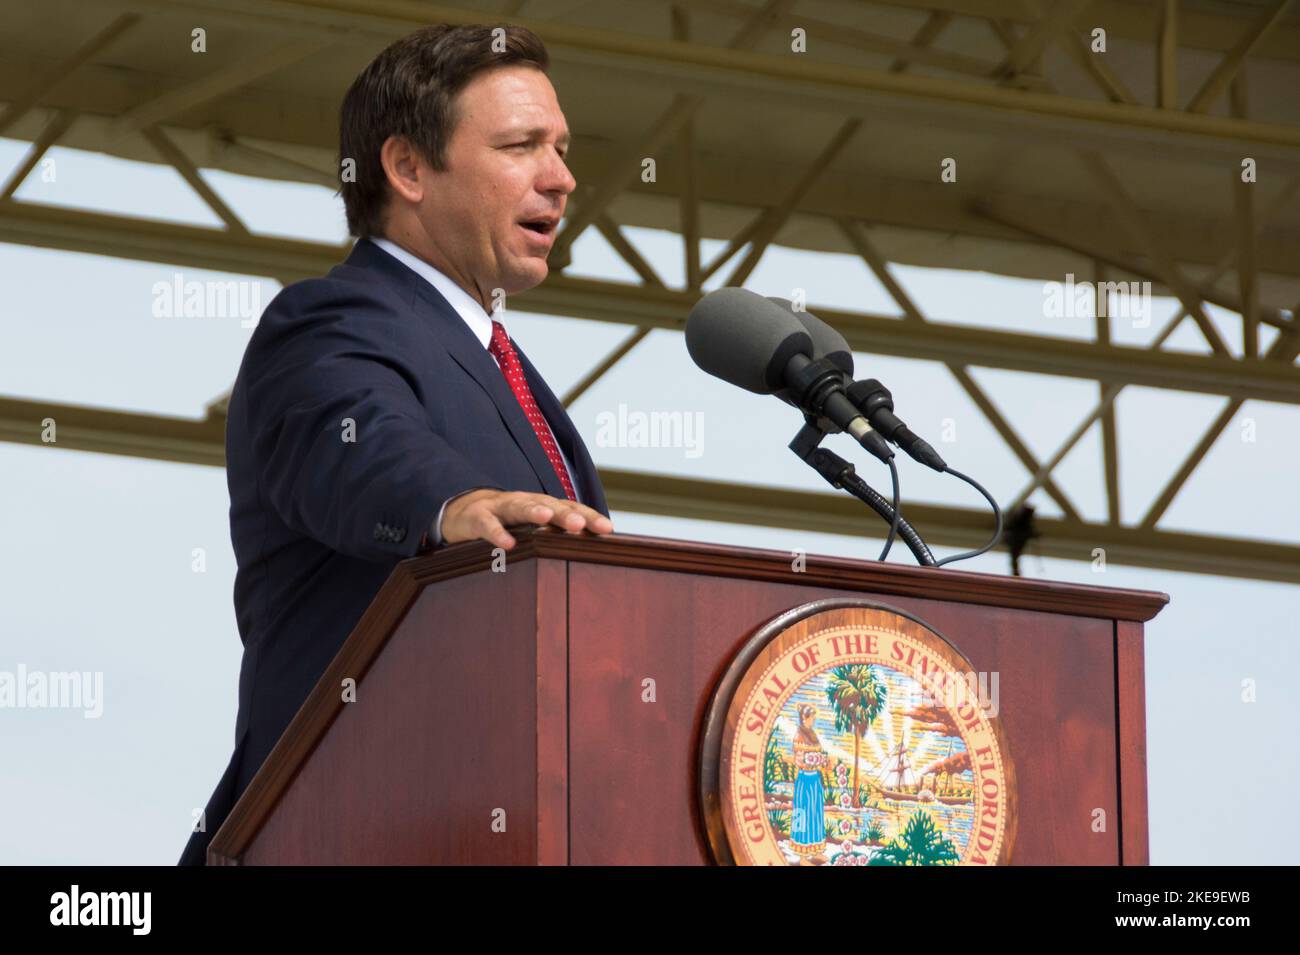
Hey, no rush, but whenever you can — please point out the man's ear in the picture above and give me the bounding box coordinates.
[379,135,424,204]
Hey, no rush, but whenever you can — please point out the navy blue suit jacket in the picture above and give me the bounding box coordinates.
[179,238,606,865]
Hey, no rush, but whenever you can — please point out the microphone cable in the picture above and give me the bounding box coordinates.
[832,459,937,567]
[934,466,1004,568]
[877,457,901,562]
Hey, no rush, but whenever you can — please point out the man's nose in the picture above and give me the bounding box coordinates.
[540,149,576,195]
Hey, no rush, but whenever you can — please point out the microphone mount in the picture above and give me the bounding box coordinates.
[789,417,937,566]
[786,356,894,464]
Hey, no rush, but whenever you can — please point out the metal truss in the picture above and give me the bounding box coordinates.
[2,0,1300,582]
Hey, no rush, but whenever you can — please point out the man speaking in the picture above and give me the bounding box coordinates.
[180,23,612,865]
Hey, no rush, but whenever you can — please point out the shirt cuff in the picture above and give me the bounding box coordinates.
[430,487,495,547]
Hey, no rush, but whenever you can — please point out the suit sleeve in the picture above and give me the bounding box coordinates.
[244,281,503,562]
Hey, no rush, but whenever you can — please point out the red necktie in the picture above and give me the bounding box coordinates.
[487,320,577,501]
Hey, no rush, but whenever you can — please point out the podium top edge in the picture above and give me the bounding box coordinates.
[401,527,1170,622]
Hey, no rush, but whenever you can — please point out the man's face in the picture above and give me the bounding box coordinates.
[416,65,575,304]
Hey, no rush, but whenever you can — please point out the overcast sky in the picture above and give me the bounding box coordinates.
[1,138,1296,865]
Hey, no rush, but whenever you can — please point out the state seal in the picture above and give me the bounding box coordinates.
[700,599,1017,866]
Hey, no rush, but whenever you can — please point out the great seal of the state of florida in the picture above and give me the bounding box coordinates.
[700,599,1017,866]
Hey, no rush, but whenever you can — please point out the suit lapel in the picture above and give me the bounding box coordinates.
[407,283,566,499]
[346,239,602,508]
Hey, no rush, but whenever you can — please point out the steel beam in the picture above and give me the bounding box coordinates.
[6,95,1300,282]
[6,396,1299,584]
[3,200,1298,403]
[600,468,1300,585]
[106,38,324,141]
[0,111,76,200]
[0,12,138,136]
[0,397,226,467]
[1186,0,1295,114]
[97,0,1300,160]
[859,0,1300,61]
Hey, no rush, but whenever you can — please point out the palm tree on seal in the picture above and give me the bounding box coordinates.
[825,665,886,808]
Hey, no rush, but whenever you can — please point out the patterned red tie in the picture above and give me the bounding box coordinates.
[487,320,577,501]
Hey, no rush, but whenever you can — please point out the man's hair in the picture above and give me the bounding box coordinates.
[339,24,550,238]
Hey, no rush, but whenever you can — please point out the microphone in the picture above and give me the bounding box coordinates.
[686,288,893,462]
[765,298,854,376]
[844,378,946,472]
[766,297,947,472]
[764,297,853,408]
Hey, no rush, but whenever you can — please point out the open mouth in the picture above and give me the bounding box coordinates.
[518,218,556,237]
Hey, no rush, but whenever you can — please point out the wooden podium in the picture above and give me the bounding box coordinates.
[207,528,1166,865]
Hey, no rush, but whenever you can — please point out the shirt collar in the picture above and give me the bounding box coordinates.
[368,236,495,349]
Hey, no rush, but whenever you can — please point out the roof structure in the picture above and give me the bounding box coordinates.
[2,0,1299,581]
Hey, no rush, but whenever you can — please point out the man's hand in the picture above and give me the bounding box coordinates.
[440,489,614,550]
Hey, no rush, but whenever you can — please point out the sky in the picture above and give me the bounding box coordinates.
[0,137,1296,865]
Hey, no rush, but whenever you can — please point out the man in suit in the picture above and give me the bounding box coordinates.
[179,23,611,865]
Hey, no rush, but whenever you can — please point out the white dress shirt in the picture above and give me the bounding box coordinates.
[367,237,580,543]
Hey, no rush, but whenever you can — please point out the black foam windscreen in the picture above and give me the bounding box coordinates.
[685,288,812,394]
[766,297,854,376]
